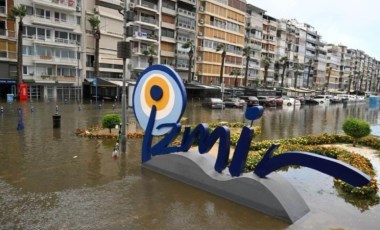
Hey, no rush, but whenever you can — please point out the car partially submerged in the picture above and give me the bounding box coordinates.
[224,98,246,108]
[202,98,225,109]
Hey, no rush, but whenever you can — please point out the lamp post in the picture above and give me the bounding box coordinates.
[77,42,80,103]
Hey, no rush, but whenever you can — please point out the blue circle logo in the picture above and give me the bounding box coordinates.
[133,65,187,136]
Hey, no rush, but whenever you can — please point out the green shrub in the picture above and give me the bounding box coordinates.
[342,118,371,147]
[102,114,121,133]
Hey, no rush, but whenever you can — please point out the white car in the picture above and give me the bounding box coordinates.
[310,95,332,104]
[282,97,301,106]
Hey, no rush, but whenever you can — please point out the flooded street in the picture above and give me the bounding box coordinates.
[0,100,379,229]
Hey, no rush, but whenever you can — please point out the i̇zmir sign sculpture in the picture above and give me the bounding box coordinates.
[133,65,370,223]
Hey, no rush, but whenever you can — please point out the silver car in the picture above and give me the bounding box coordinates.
[202,98,225,109]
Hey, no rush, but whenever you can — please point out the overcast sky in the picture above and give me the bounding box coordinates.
[250,0,380,59]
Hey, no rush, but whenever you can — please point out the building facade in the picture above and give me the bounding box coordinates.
[2,0,379,100]
[0,0,17,99]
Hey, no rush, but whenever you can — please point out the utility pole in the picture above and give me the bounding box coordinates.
[118,1,133,154]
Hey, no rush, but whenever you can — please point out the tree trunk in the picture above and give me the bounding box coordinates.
[263,67,268,86]
[219,51,226,84]
[244,56,250,86]
[148,56,153,66]
[281,65,286,88]
[353,138,357,147]
[293,72,298,88]
[94,30,100,78]
[306,63,312,88]
[17,20,23,86]
[187,51,193,83]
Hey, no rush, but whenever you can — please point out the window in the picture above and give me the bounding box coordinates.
[161,28,174,38]
[86,55,94,67]
[0,0,5,14]
[22,46,34,55]
[23,26,36,37]
[0,20,5,36]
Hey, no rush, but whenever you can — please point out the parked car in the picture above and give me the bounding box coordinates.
[202,98,225,109]
[224,98,246,108]
[239,96,260,107]
[257,96,277,107]
[271,97,283,106]
[310,95,333,104]
[282,97,301,106]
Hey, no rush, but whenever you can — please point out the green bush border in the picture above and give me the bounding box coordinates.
[243,133,379,206]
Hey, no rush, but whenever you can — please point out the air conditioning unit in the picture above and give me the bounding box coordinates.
[197,56,202,61]
[129,3,135,9]
[197,46,202,51]
[198,32,203,36]
[76,6,81,12]
[199,19,204,24]
[94,6,99,13]
[199,6,204,11]
[193,75,198,81]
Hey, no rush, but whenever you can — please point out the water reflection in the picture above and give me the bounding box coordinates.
[0,100,379,228]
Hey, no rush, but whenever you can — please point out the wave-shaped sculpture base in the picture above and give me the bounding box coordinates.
[142,151,310,223]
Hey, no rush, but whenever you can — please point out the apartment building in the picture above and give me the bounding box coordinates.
[338,45,351,91]
[276,19,306,88]
[325,44,341,90]
[11,0,83,100]
[245,4,264,86]
[0,0,17,98]
[260,13,276,85]
[196,0,246,86]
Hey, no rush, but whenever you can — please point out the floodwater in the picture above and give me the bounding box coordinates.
[0,99,379,229]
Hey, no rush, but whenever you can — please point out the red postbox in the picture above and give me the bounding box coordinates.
[19,83,28,101]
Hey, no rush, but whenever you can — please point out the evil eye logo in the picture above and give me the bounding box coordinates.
[133,65,187,136]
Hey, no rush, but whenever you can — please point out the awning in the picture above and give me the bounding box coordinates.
[22,79,35,83]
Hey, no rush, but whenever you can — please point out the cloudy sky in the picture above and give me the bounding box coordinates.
[250,0,380,59]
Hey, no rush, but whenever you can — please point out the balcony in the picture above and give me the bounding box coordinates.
[162,7,176,16]
[160,50,175,57]
[178,0,196,6]
[32,0,77,12]
[32,36,79,48]
[177,22,195,31]
[133,31,158,42]
[33,55,78,66]
[32,15,77,30]
[178,8,196,18]
[134,15,159,29]
[176,63,189,70]
[131,60,150,70]
[133,0,158,13]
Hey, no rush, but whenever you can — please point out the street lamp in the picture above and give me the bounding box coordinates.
[76,42,80,103]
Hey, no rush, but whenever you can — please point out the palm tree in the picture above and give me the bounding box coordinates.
[292,60,302,88]
[306,59,313,88]
[230,69,241,87]
[182,40,195,83]
[326,67,332,92]
[11,6,26,89]
[274,61,280,86]
[262,57,272,87]
[242,46,253,86]
[88,15,101,78]
[142,44,157,67]
[279,56,288,88]
[216,43,227,85]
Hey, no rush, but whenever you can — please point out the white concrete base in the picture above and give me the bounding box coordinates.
[142,151,310,223]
